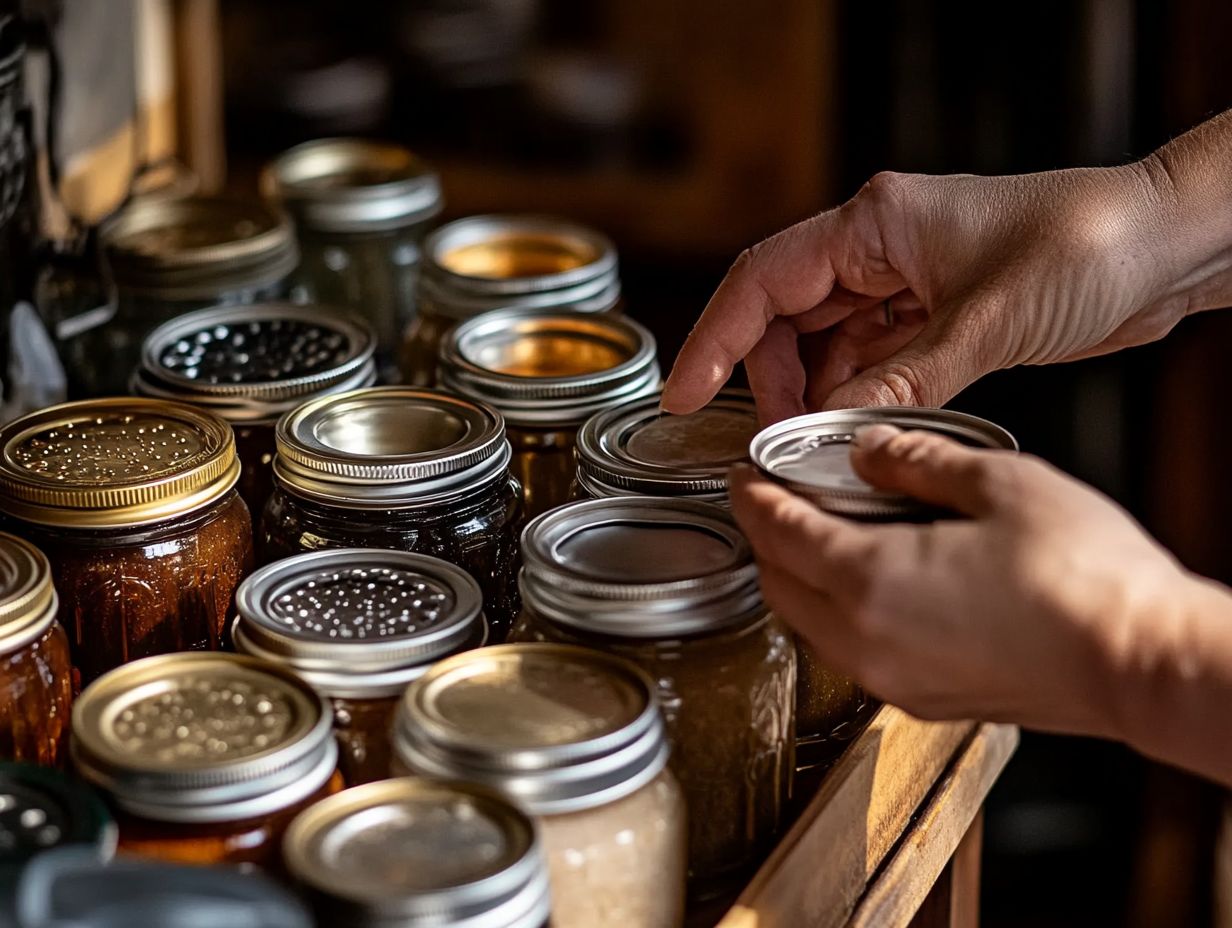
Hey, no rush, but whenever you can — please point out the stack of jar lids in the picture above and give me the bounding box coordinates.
[0,533,56,656]
[261,138,443,234]
[438,309,660,426]
[133,303,377,424]
[420,215,620,319]
[101,196,298,300]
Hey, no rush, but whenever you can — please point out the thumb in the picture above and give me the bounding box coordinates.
[849,424,1010,516]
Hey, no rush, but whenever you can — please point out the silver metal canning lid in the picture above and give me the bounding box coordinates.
[101,196,298,299]
[133,304,377,424]
[519,497,763,637]
[70,653,337,825]
[438,309,660,427]
[262,138,444,233]
[0,533,56,655]
[233,549,486,699]
[575,389,758,498]
[750,406,1018,519]
[418,267,622,321]
[273,387,512,508]
[392,644,669,816]
[283,778,550,928]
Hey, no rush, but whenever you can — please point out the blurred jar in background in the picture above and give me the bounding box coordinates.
[262,139,442,381]
[402,214,620,385]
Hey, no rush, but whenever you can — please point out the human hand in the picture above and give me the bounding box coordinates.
[729,424,1190,739]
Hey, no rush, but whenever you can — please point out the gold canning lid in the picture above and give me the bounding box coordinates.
[0,398,240,529]
[0,532,57,654]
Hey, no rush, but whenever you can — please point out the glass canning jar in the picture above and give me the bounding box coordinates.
[574,389,759,505]
[0,399,253,685]
[510,498,795,890]
[71,653,342,871]
[392,644,686,928]
[0,533,72,766]
[233,548,487,786]
[87,196,298,397]
[262,139,444,382]
[133,303,377,520]
[439,309,659,519]
[402,214,621,386]
[259,387,523,639]
[284,779,551,928]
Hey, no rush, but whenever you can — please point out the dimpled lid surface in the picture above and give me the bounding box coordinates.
[160,319,354,384]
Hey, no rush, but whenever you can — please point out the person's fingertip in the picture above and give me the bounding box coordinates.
[852,423,901,452]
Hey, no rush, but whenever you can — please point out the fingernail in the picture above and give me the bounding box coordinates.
[852,423,901,452]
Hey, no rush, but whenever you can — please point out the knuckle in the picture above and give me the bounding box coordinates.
[865,170,910,203]
[872,361,930,406]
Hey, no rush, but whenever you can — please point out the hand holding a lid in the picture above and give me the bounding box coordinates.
[664,111,1232,422]
[731,426,1232,786]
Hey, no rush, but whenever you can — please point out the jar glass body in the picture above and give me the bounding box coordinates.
[539,768,686,928]
[259,479,523,640]
[232,422,277,524]
[7,491,253,685]
[795,637,872,769]
[511,609,795,888]
[0,623,72,766]
[113,771,343,871]
[331,694,399,787]
[508,425,578,520]
[400,303,454,387]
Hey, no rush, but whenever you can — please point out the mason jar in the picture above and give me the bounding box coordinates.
[574,389,759,505]
[89,196,298,396]
[402,214,621,385]
[0,398,253,685]
[392,644,686,928]
[262,139,443,381]
[439,309,659,518]
[259,387,523,639]
[510,498,795,891]
[750,406,1018,766]
[284,779,551,928]
[233,548,487,786]
[133,303,377,520]
[71,653,342,871]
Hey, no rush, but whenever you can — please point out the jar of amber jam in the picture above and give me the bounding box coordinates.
[262,139,443,381]
[392,644,686,928]
[574,389,759,505]
[284,779,551,928]
[510,498,795,890]
[85,196,298,396]
[0,533,72,766]
[439,309,659,518]
[233,548,486,786]
[260,387,523,640]
[134,303,377,519]
[402,215,621,386]
[70,653,341,871]
[0,399,253,684]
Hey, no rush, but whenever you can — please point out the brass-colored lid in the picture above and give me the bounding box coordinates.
[0,533,56,654]
[0,398,240,529]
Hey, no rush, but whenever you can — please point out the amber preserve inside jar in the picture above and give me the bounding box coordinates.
[439,309,660,519]
[0,398,253,685]
[284,778,551,928]
[71,653,341,870]
[0,534,71,766]
[233,548,487,786]
[509,497,795,891]
[402,214,621,386]
[133,303,377,520]
[392,644,686,928]
[575,389,759,505]
[259,387,523,639]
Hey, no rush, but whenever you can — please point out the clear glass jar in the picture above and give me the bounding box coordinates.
[510,498,795,891]
[71,653,342,872]
[284,779,551,928]
[258,387,523,640]
[402,214,622,386]
[262,139,444,381]
[0,534,72,767]
[233,548,487,786]
[392,644,687,928]
[88,196,298,397]
[0,399,253,685]
[439,309,659,519]
[133,303,378,521]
